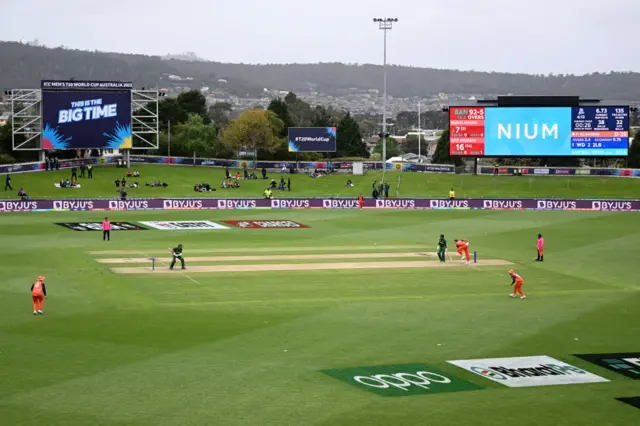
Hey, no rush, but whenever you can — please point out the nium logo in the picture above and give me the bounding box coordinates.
[321,363,482,397]
[448,356,609,388]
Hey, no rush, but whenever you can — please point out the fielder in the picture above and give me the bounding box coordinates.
[169,244,185,270]
[509,269,526,299]
[31,275,47,315]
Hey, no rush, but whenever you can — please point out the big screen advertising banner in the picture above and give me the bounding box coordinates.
[42,90,132,150]
[288,127,337,152]
[450,106,629,157]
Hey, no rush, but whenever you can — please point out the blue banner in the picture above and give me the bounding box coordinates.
[288,127,337,152]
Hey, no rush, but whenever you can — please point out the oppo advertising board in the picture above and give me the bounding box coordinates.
[288,127,337,152]
[41,80,133,150]
[450,106,629,157]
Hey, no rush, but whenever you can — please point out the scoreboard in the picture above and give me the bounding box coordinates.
[450,108,486,156]
[450,106,629,157]
[570,107,628,156]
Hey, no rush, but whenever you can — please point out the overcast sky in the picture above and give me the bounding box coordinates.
[0,0,636,75]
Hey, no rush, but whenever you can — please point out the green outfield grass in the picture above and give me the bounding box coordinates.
[2,164,639,199]
[0,208,639,426]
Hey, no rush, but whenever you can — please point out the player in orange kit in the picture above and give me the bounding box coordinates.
[31,276,47,315]
[508,269,526,299]
[454,239,471,265]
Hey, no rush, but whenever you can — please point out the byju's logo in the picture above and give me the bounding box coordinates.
[321,363,482,397]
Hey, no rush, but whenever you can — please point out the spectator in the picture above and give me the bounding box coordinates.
[45,157,50,171]
[287,177,291,191]
[346,179,354,187]
[71,167,77,180]
[384,183,390,199]
[449,188,455,200]
[4,174,13,191]
[225,167,230,179]
[372,187,379,199]
[18,188,27,200]
[120,188,127,201]
[80,164,86,178]
[270,179,277,189]
[244,167,249,180]
[262,167,267,180]
[133,170,140,178]
[115,177,121,190]
[87,164,93,179]
[54,157,60,170]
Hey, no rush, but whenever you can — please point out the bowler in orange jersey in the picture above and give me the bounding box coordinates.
[508,270,526,299]
[31,276,47,315]
[454,239,471,264]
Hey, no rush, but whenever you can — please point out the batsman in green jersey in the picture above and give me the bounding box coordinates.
[437,234,447,262]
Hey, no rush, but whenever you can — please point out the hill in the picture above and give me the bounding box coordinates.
[1,41,639,99]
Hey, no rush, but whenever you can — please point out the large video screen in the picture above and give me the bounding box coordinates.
[288,127,337,152]
[42,90,132,150]
[450,106,629,157]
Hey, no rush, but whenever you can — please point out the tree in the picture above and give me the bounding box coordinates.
[312,105,333,127]
[374,137,402,158]
[336,112,368,158]
[358,119,378,137]
[157,98,188,130]
[177,90,209,123]
[208,102,232,130]
[221,108,281,155]
[628,137,640,168]
[172,114,217,162]
[431,130,463,166]
[267,98,294,137]
[403,134,422,155]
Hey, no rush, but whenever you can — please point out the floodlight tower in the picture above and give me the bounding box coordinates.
[373,17,398,172]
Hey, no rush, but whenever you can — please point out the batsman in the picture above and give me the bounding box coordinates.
[437,234,447,262]
[169,244,185,270]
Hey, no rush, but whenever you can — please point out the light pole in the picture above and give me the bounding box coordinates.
[373,17,398,176]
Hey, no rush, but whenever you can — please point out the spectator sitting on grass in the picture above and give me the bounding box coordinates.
[346,179,354,187]
[115,177,121,189]
[146,179,168,187]
[133,170,140,178]
[270,179,277,189]
[126,181,139,189]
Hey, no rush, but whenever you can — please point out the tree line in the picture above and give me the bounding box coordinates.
[3,41,640,99]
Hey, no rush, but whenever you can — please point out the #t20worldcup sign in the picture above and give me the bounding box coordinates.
[288,127,337,152]
[41,80,133,150]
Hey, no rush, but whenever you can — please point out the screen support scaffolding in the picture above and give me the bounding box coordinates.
[10,89,42,151]
[131,89,159,150]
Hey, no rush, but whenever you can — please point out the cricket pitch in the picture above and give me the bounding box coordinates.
[110,259,513,274]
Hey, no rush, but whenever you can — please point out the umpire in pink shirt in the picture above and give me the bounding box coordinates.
[102,217,111,241]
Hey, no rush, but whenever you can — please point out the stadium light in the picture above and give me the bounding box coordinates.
[373,17,398,171]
